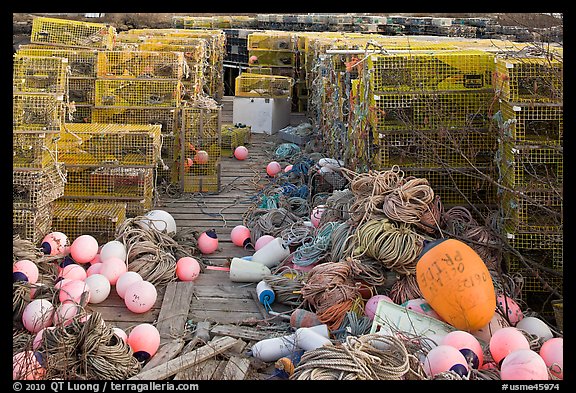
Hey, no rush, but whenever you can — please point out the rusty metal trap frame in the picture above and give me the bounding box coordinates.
[373,128,497,169]
[498,101,563,145]
[13,130,61,170]
[501,188,563,233]
[235,73,294,99]
[366,49,495,92]
[30,16,116,50]
[16,45,99,78]
[13,54,69,96]
[51,200,127,245]
[63,165,154,200]
[400,166,498,206]
[91,107,178,135]
[494,55,563,104]
[96,51,186,80]
[13,92,64,132]
[13,202,55,244]
[58,123,162,167]
[13,163,67,210]
[68,77,96,105]
[368,90,495,132]
[95,79,183,108]
[496,140,563,191]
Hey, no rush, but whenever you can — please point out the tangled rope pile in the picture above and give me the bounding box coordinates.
[243,207,302,241]
[39,311,141,379]
[300,261,362,331]
[115,216,198,286]
[290,333,422,380]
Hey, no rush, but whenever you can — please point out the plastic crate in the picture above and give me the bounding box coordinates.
[374,129,496,169]
[64,166,154,199]
[51,200,127,245]
[13,54,68,96]
[498,101,563,145]
[16,46,99,78]
[95,79,182,108]
[13,131,61,170]
[59,123,161,167]
[13,163,67,210]
[497,141,563,190]
[494,56,563,103]
[13,202,54,244]
[96,51,185,80]
[235,74,293,98]
[30,16,116,50]
[13,93,64,131]
[91,107,178,135]
[501,189,563,232]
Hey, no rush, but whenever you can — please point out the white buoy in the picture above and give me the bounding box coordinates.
[295,326,332,351]
[229,258,271,283]
[251,237,290,268]
[256,280,275,306]
[249,334,298,362]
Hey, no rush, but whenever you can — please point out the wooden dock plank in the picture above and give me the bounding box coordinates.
[155,281,196,344]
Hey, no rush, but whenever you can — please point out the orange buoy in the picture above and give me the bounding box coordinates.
[415,238,496,331]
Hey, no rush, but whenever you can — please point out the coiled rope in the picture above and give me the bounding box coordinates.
[381,177,435,225]
[292,221,342,267]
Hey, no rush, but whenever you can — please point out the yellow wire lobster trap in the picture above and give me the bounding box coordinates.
[66,104,93,123]
[96,51,185,80]
[68,78,96,105]
[16,46,99,78]
[13,163,67,210]
[504,231,563,270]
[235,73,293,98]
[13,54,69,96]
[13,93,64,131]
[13,202,55,244]
[498,101,563,145]
[91,107,178,135]
[30,16,116,50]
[366,50,495,92]
[220,124,251,156]
[494,55,563,104]
[95,79,183,108]
[58,123,162,167]
[501,189,563,233]
[497,141,563,191]
[51,200,127,245]
[182,161,221,193]
[247,49,297,67]
[13,131,61,170]
[248,31,298,50]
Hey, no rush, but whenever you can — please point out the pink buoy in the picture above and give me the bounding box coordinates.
[310,205,326,228]
[402,298,444,321]
[53,302,81,326]
[364,295,393,320]
[248,55,258,64]
[22,299,54,334]
[86,263,103,276]
[99,257,127,285]
[441,330,484,369]
[198,229,218,254]
[13,259,39,284]
[32,326,55,351]
[489,327,530,364]
[194,150,209,164]
[70,235,99,264]
[284,164,293,173]
[496,293,524,326]
[128,323,160,361]
[41,231,69,256]
[58,279,90,305]
[88,253,101,265]
[176,257,201,281]
[500,349,549,380]
[113,327,128,343]
[84,273,111,304]
[254,235,275,251]
[13,351,45,380]
[58,263,87,282]
[234,146,249,160]
[124,281,157,314]
[231,225,252,247]
[266,161,282,177]
[116,271,143,299]
[470,310,510,343]
[423,344,469,378]
[539,337,563,379]
[54,278,71,291]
